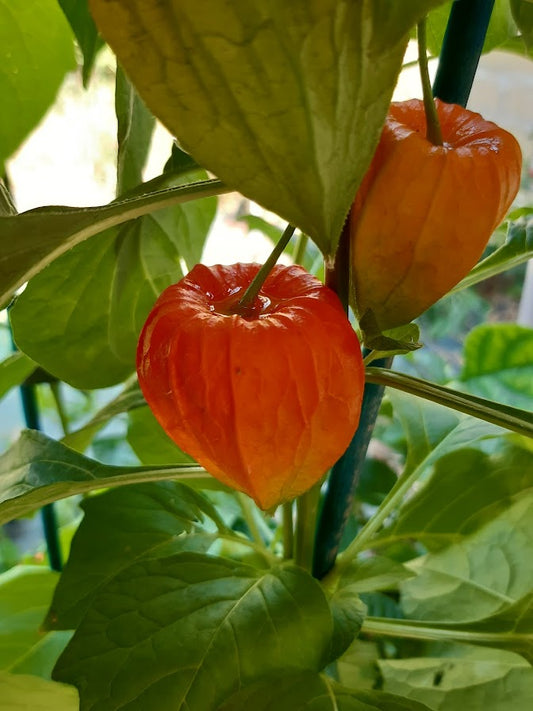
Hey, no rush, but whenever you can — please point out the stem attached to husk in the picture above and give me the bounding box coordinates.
[418,18,443,146]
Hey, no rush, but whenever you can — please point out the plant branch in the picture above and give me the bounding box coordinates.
[365,367,533,438]
[237,492,266,548]
[282,502,294,560]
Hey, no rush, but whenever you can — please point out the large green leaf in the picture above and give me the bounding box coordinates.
[45,482,224,630]
[460,324,533,410]
[0,670,78,711]
[0,176,225,310]
[219,671,432,710]
[0,429,217,525]
[0,353,36,403]
[401,494,533,623]
[380,645,533,711]
[53,554,334,710]
[372,444,533,552]
[0,566,71,678]
[10,171,217,389]
[89,0,448,256]
[58,0,104,85]
[0,0,76,165]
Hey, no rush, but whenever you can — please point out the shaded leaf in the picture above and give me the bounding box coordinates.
[0,670,78,711]
[61,378,145,453]
[0,0,75,165]
[0,176,225,310]
[53,555,334,710]
[115,65,155,194]
[10,171,217,389]
[338,557,415,595]
[0,353,36,403]
[0,566,70,678]
[0,429,218,525]
[380,645,533,711]
[58,0,104,84]
[460,324,533,410]
[45,482,223,630]
[219,671,432,710]
[373,445,533,552]
[401,495,533,623]
[127,405,194,466]
[335,639,381,691]
[89,0,448,256]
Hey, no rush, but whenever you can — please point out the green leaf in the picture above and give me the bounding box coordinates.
[460,324,533,410]
[45,482,223,630]
[453,216,533,292]
[0,353,36,403]
[380,645,533,711]
[0,566,70,678]
[61,378,145,453]
[425,0,530,58]
[58,0,104,85]
[336,557,416,594]
[511,0,533,51]
[0,176,226,310]
[53,555,334,710]
[0,429,218,525]
[328,584,367,663]
[10,171,217,389]
[127,405,194,465]
[115,66,156,195]
[401,494,533,623]
[335,639,380,691]
[0,0,76,165]
[365,368,533,439]
[0,670,78,711]
[373,445,533,552]
[219,671,432,710]
[89,0,448,256]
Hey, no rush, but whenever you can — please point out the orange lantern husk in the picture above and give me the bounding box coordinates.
[137,263,365,510]
[351,99,522,334]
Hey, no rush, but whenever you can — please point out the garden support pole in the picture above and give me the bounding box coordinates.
[312,0,496,579]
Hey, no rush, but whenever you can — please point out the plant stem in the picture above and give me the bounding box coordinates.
[293,232,309,266]
[217,532,278,566]
[362,617,509,646]
[237,223,295,311]
[50,382,70,435]
[294,483,321,573]
[417,18,443,146]
[237,492,265,548]
[433,0,496,107]
[282,502,294,559]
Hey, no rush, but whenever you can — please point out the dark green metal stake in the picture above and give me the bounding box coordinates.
[19,383,63,571]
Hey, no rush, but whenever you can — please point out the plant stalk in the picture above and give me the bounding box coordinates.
[237,223,295,311]
[417,18,443,146]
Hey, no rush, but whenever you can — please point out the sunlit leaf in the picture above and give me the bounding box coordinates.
[89,0,448,256]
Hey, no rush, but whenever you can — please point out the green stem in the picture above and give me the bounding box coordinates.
[282,502,294,560]
[237,223,296,312]
[365,367,533,439]
[293,233,309,266]
[417,18,443,146]
[362,617,512,646]
[237,492,266,548]
[50,382,70,435]
[294,483,321,572]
